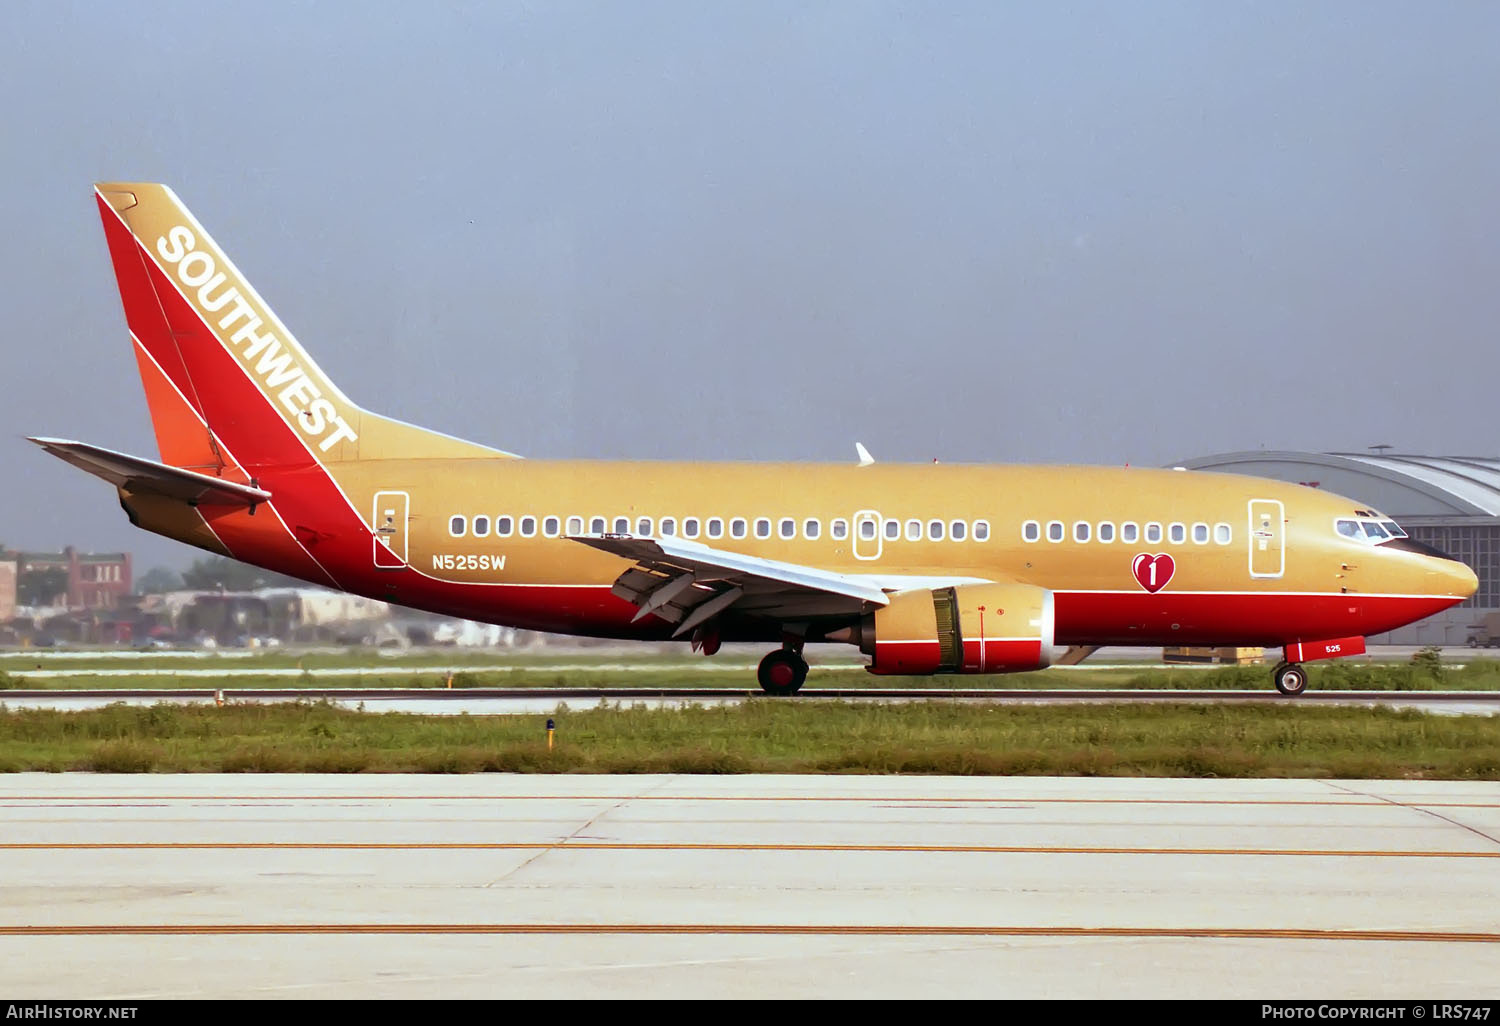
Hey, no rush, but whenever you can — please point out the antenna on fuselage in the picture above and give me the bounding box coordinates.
[855,443,875,467]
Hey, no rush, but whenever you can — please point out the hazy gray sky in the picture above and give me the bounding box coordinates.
[3,1,1498,572]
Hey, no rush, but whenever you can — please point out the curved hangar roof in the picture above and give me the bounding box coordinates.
[1179,452,1500,519]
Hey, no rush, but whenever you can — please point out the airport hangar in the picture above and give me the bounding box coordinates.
[1181,451,1500,645]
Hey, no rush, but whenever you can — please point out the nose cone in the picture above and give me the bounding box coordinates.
[1448,559,1480,601]
[1422,551,1480,601]
[1380,538,1478,600]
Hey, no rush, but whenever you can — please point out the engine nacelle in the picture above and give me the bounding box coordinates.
[857,582,1056,675]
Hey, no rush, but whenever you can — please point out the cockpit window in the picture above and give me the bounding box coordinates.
[1335,516,1408,545]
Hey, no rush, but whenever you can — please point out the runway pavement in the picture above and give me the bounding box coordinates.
[1,774,1498,999]
[3,687,1499,716]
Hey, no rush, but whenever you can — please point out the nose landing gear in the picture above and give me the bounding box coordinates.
[757,648,809,696]
[1272,661,1307,697]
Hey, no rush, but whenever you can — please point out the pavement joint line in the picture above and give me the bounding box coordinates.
[2,924,1497,942]
[1327,782,1500,850]
[481,782,645,888]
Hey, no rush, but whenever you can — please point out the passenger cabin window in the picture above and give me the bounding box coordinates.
[928,519,944,541]
[1097,522,1115,543]
[884,519,900,540]
[497,516,514,538]
[858,519,876,540]
[1169,522,1186,544]
[906,519,922,541]
[1145,522,1162,544]
[566,516,583,536]
[637,517,653,536]
[520,516,537,538]
[1074,521,1091,543]
[779,518,795,539]
[544,516,561,538]
[707,517,724,539]
[1192,522,1209,544]
[754,518,771,539]
[804,518,820,540]
[1214,523,1232,544]
[1046,521,1064,543]
[449,515,466,537]
[472,515,490,538]
[1121,522,1139,543]
[731,518,747,539]
[832,518,849,540]
[973,520,990,542]
[660,517,677,537]
[951,520,967,541]
[684,517,701,539]
[589,517,606,535]
[613,517,630,535]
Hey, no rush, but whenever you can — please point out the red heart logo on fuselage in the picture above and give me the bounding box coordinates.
[1131,552,1175,593]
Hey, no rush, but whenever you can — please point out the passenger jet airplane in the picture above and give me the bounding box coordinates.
[31,183,1478,696]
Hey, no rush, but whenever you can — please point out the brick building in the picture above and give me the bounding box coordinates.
[1,546,133,611]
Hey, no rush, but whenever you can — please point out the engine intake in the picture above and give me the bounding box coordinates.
[856,582,1056,675]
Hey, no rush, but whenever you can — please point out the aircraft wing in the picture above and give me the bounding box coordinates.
[29,437,272,508]
[572,534,893,635]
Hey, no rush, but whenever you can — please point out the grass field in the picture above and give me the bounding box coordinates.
[2,646,1496,778]
[0,699,1496,777]
[2,644,1498,691]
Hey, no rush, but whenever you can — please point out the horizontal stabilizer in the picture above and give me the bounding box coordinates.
[29,437,271,508]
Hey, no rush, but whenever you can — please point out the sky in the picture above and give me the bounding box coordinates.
[2,1,1498,573]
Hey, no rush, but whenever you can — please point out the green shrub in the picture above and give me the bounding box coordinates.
[1411,645,1446,684]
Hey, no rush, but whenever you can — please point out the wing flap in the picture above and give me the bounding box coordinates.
[29,437,271,508]
[574,533,893,632]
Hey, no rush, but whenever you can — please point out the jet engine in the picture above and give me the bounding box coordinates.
[845,582,1057,675]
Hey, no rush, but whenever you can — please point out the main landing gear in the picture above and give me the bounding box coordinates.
[1272,661,1308,697]
[757,647,809,696]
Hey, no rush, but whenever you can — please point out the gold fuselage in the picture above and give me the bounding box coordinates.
[258,457,1476,646]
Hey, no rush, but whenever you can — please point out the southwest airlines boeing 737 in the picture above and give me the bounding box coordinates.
[30,183,1478,696]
